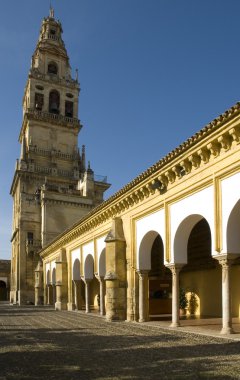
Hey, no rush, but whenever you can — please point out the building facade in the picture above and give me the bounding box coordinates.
[39,100,240,334]
[10,11,110,305]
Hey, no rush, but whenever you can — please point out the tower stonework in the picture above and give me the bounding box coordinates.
[10,12,110,305]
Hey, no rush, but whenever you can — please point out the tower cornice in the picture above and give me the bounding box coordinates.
[19,109,82,142]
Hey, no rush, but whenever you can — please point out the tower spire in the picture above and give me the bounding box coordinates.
[49,3,54,18]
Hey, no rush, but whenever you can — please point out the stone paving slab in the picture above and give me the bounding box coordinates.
[0,304,240,379]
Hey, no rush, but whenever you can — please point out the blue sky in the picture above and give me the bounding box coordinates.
[1,0,240,259]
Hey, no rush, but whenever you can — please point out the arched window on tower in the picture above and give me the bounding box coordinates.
[48,62,58,75]
[35,93,44,111]
[65,101,73,118]
[49,90,60,114]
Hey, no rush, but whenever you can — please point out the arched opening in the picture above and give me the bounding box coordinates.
[46,270,52,305]
[149,236,171,317]
[48,62,58,75]
[98,249,106,277]
[98,249,106,315]
[49,90,60,114]
[46,270,50,285]
[73,259,81,280]
[227,200,240,318]
[83,255,99,312]
[0,281,7,301]
[180,218,221,317]
[139,230,159,270]
[84,255,94,280]
[138,231,171,319]
[65,101,73,118]
[52,268,56,305]
[72,259,83,310]
[227,200,240,253]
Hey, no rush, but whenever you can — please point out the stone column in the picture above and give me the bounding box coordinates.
[166,264,184,328]
[73,280,82,310]
[137,270,149,322]
[105,218,127,321]
[47,284,53,305]
[84,279,91,313]
[52,285,56,304]
[95,275,106,316]
[55,248,68,311]
[34,261,43,305]
[215,254,236,334]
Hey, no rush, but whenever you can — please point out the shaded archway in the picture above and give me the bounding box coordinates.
[73,259,81,280]
[84,255,98,313]
[46,270,50,285]
[98,249,106,277]
[227,200,240,317]
[84,255,94,280]
[227,199,240,253]
[180,218,221,317]
[138,230,159,270]
[148,235,171,316]
[0,281,7,301]
[138,231,171,321]
[97,249,106,315]
[173,214,206,264]
[46,270,52,305]
[72,259,82,310]
[52,268,56,304]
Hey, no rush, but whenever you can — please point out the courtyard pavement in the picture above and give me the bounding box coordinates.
[0,303,240,379]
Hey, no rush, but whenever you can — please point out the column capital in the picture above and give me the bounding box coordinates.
[137,269,149,279]
[165,263,185,275]
[81,276,92,285]
[214,253,239,268]
[94,273,105,282]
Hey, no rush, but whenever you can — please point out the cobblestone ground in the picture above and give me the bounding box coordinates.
[0,304,240,380]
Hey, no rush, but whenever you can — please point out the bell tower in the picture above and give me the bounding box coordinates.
[10,10,110,305]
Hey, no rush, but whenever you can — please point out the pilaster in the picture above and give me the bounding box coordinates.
[55,248,68,311]
[105,218,127,321]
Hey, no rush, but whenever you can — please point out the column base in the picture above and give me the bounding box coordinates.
[170,322,180,328]
[139,318,149,323]
[67,302,75,311]
[55,302,67,311]
[221,326,234,334]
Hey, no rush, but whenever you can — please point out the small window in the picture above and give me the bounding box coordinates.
[50,29,56,35]
[66,93,74,99]
[35,93,44,111]
[49,90,60,114]
[48,62,58,75]
[65,101,73,118]
[27,232,33,244]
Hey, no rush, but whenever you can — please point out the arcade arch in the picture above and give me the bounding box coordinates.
[180,218,221,317]
[83,254,98,313]
[72,258,82,310]
[137,231,171,322]
[52,268,56,305]
[0,280,7,301]
[226,200,240,318]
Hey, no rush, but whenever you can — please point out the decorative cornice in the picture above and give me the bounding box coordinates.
[24,109,81,128]
[39,101,240,257]
[29,69,80,90]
